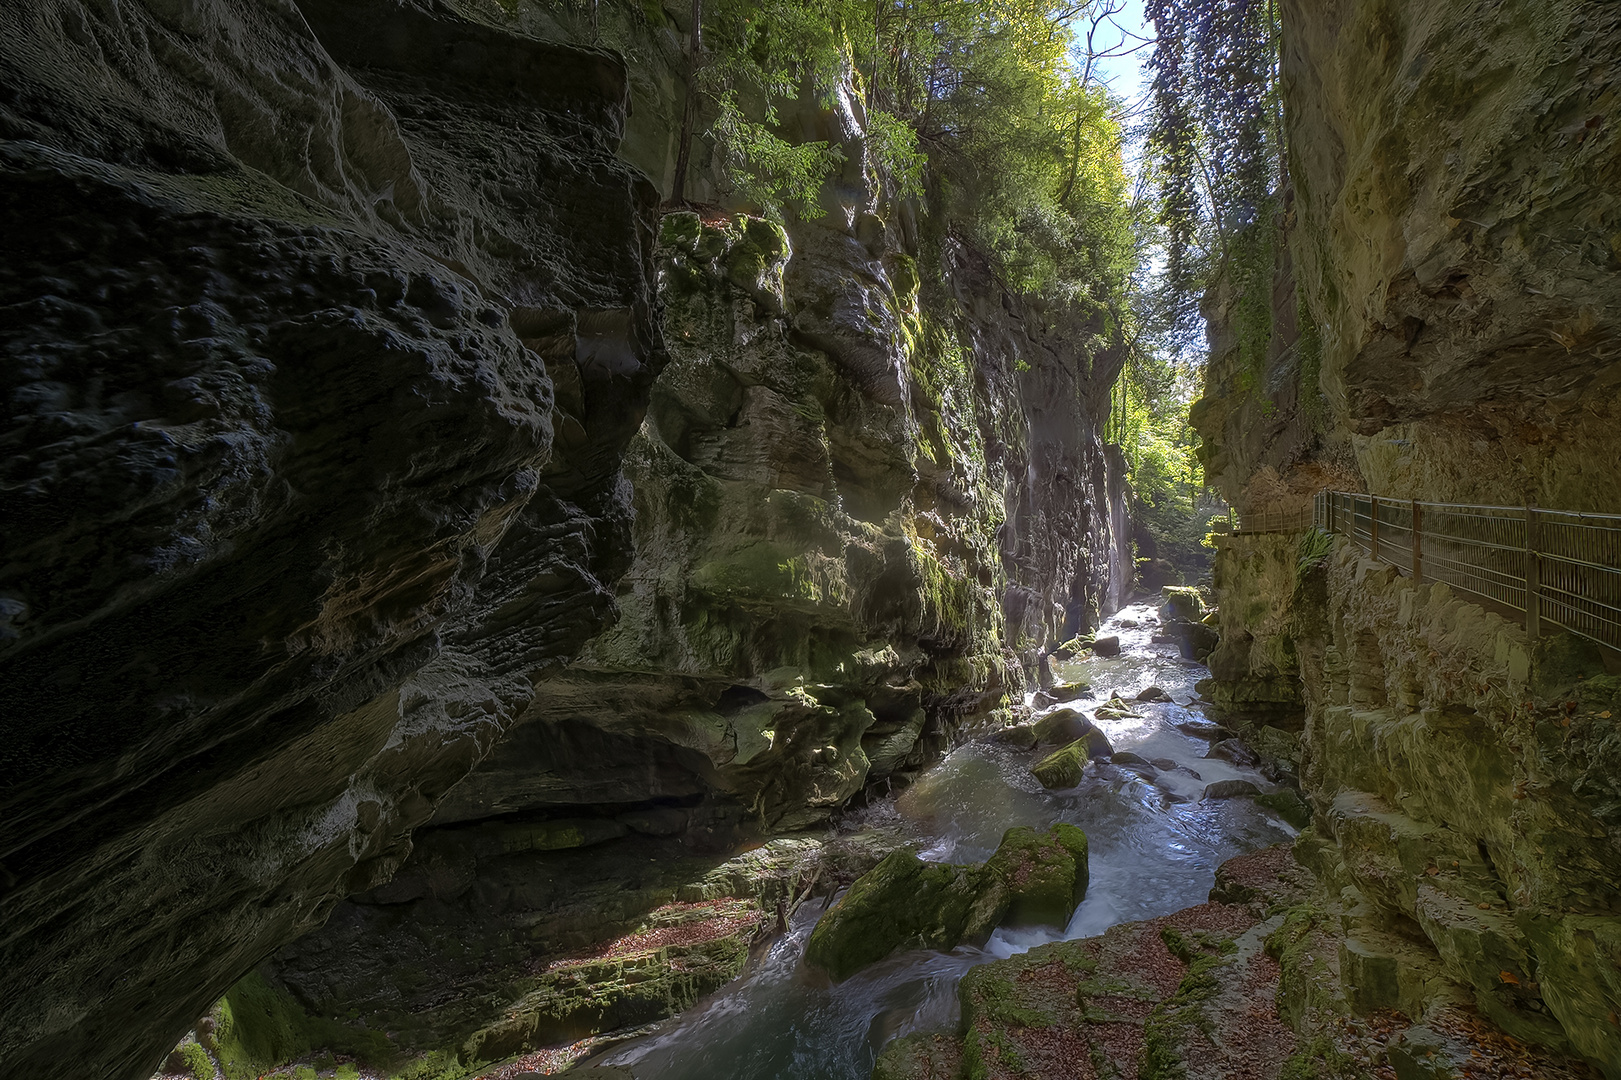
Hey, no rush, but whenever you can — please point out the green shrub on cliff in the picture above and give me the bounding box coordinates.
[670,0,1135,306]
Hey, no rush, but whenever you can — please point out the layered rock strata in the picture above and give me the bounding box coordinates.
[0,2,662,1078]
[1195,1,1621,1075]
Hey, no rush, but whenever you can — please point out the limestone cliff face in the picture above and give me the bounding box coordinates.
[1198,2,1621,1073]
[259,67,1129,1068]
[0,2,1127,1076]
[434,212,1123,838]
[0,3,662,1078]
[1284,0,1621,511]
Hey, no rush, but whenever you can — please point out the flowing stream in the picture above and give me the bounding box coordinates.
[601,599,1294,1079]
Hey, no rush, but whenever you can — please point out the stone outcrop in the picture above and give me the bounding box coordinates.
[79,0,1133,1074]
[1283,0,1621,512]
[0,2,664,1078]
[1295,546,1621,1074]
[805,825,1089,981]
[1194,2,1621,1076]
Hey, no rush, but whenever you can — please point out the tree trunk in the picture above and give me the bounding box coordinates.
[671,0,702,205]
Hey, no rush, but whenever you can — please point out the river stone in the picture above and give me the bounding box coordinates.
[985,824,1090,928]
[1202,779,1261,800]
[1136,685,1173,702]
[803,850,1000,980]
[1205,738,1260,768]
[1032,707,1092,746]
[984,725,1039,750]
[1174,717,1232,740]
[1160,586,1207,622]
[803,825,1089,980]
[1049,682,1090,702]
[1093,697,1140,721]
[1092,635,1122,657]
[1030,730,1112,788]
[1082,728,1116,759]
[1111,751,1152,767]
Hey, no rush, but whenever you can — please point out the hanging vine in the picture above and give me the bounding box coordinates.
[1142,0,1284,376]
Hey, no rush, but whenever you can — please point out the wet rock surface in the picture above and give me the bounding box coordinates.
[804,825,1088,981]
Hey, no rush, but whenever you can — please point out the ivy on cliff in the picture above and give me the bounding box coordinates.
[1143,0,1284,370]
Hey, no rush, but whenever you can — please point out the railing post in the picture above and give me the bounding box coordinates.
[1412,499,1422,583]
[1524,503,1540,638]
[1370,495,1380,561]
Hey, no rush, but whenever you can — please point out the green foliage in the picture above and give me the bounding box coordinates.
[1144,0,1284,326]
[685,0,1135,307]
[707,89,843,218]
[1296,527,1333,577]
[178,1041,214,1080]
[1108,362,1221,576]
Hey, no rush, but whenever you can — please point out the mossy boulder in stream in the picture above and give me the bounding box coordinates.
[805,825,1089,980]
[986,824,1090,928]
[1031,731,1114,788]
[1031,707,1093,746]
[1160,586,1207,622]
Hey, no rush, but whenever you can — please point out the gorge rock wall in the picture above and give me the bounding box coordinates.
[1199,1,1621,1074]
[0,1,1130,1077]
[0,2,663,1078]
[257,12,1131,1060]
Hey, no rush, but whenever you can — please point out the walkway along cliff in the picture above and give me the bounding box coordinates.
[1192,1,1621,1075]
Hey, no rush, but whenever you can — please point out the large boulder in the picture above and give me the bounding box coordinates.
[1160,586,1207,622]
[804,825,1089,980]
[985,824,1090,928]
[803,851,1002,981]
[1032,707,1093,746]
[1030,731,1114,788]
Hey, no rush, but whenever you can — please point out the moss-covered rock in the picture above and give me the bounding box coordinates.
[1031,707,1092,746]
[805,825,1089,981]
[1030,741,1087,790]
[1160,586,1207,622]
[1029,733,1112,788]
[985,824,1089,928]
[804,850,1000,981]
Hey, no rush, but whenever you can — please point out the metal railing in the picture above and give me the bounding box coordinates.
[1210,505,1316,535]
[1315,491,1621,651]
